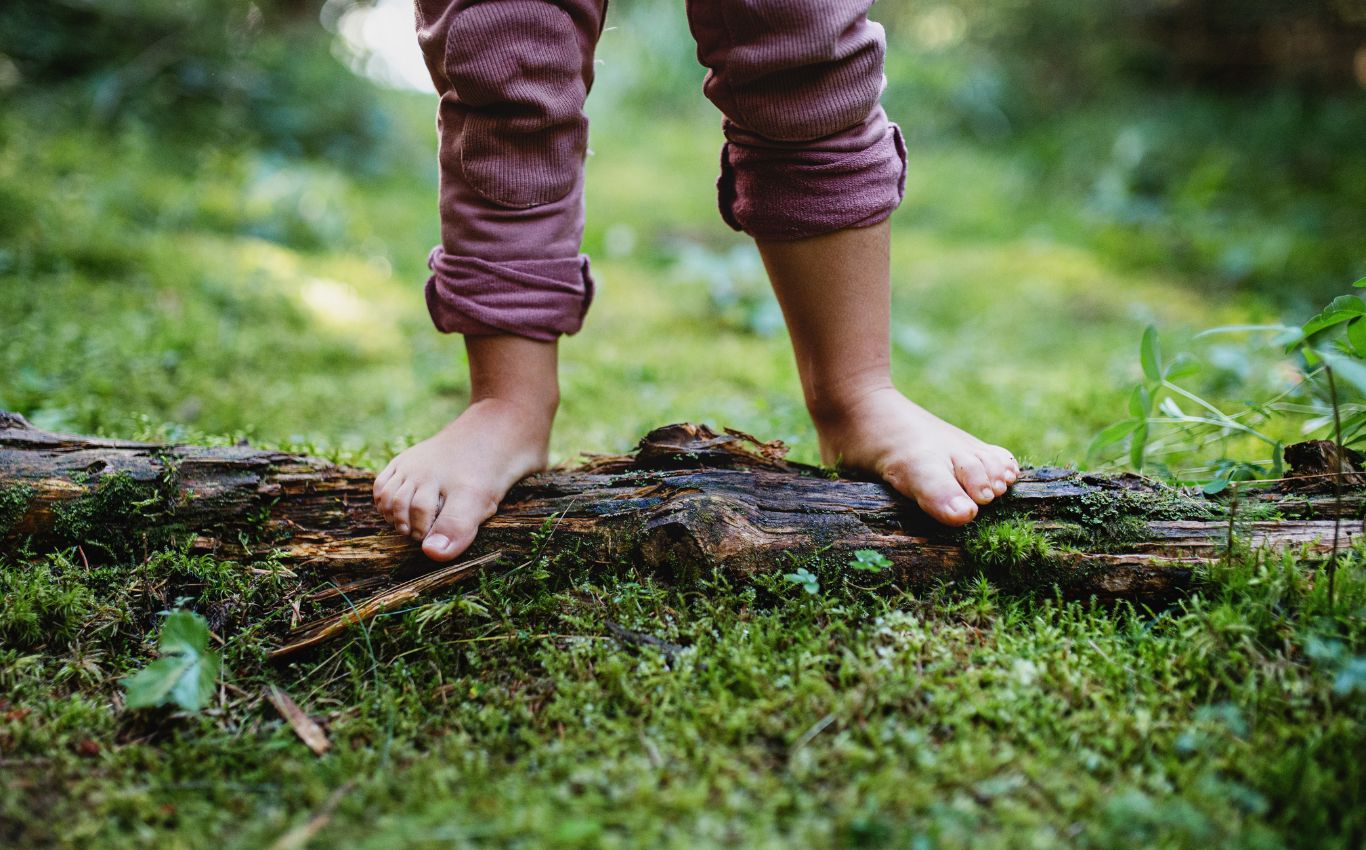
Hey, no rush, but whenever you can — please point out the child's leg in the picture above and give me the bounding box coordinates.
[687,0,1017,524]
[757,223,1018,525]
[375,0,605,560]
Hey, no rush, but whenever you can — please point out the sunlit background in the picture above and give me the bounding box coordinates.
[2,0,1364,476]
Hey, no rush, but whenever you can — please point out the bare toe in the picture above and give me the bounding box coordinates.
[421,491,493,562]
[953,455,996,505]
[388,480,416,536]
[977,450,1010,495]
[884,457,978,526]
[994,447,1020,482]
[373,461,398,497]
[408,485,442,542]
[374,475,403,526]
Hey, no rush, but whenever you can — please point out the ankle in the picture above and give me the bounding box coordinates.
[803,374,895,430]
[462,333,560,430]
[467,391,559,430]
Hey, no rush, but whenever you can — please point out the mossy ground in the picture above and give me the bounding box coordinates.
[2,15,1365,847]
[2,543,1363,849]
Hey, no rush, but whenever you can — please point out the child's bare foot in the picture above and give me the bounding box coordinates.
[372,399,553,561]
[372,334,559,562]
[812,386,1019,526]
[754,221,1018,528]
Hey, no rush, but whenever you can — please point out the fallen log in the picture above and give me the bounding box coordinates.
[1,411,1359,657]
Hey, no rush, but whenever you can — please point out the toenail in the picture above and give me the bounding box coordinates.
[426,534,450,551]
[949,496,974,516]
[979,487,994,500]
[397,523,408,534]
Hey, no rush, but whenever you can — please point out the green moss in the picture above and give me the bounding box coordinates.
[51,471,180,558]
[964,517,1129,594]
[966,518,1057,571]
[1045,515,1151,551]
[996,484,1216,552]
[963,517,1094,592]
[0,483,35,537]
[0,554,98,650]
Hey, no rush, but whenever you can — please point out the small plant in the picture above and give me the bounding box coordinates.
[784,567,821,595]
[848,549,892,573]
[1091,276,1366,491]
[121,609,221,713]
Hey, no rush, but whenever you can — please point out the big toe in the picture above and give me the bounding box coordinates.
[420,491,492,562]
[884,457,978,527]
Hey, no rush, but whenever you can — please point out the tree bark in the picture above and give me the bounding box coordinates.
[1,412,1358,657]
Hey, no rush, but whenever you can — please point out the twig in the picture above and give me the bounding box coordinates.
[269,551,503,657]
[604,619,690,663]
[264,685,332,757]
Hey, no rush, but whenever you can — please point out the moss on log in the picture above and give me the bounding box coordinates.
[1,412,1360,656]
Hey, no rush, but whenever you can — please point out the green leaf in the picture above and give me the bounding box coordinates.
[1298,295,1366,339]
[1348,317,1366,358]
[1163,353,1201,381]
[1352,277,1366,288]
[1128,385,1152,419]
[1140,325,1162,382]
[1326,294,1366,313]
[849,549,892,573]
[1321,351,1366,399]
[121,610,220,712]
[1282,296,1366,353]
[1129,421,1149,471]
[1339,410,1366,444]
[1201,475,1231,495]
[784,567,820,595]
[1089,419,1140,455]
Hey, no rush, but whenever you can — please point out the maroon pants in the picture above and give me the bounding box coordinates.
[415,0,906,341]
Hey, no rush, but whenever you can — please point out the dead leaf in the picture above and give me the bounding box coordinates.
[264,686,331,756]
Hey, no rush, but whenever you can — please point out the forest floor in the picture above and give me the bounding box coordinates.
[1,77,1363,848]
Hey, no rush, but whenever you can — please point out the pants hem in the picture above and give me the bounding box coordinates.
[424,247,595,341]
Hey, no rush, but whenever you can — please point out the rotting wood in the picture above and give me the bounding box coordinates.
[2,412,1361,657]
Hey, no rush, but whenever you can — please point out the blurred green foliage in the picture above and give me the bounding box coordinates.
[0,0,390,163]
[596,0,1366,305]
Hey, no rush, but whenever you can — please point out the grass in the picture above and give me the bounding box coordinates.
[2,34,1365,850]
[2,544,1363,848]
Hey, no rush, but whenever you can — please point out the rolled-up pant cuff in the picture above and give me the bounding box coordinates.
[718,122,907,241]
[424,246,595,341]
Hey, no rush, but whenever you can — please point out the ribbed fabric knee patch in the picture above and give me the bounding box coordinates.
[702,0,886,142]
[444,2,589,208]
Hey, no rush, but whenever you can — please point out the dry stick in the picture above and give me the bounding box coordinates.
[269,551,504,657]
[1327,365,1343,608]
[264,685,332,757]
